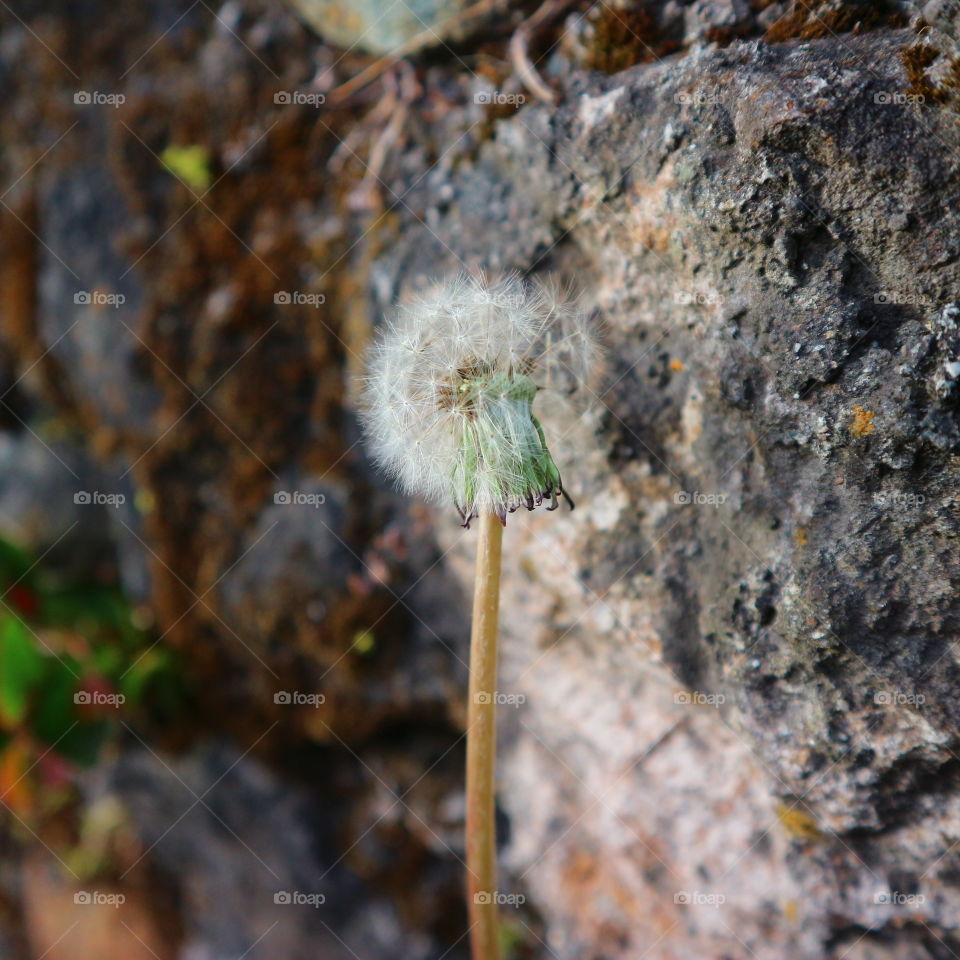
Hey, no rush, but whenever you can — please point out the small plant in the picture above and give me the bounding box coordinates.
[362,272,597,960]
[0,537,181,823]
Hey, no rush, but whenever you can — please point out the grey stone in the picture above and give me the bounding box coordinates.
[378,27,960,960]
[285,0,486,54]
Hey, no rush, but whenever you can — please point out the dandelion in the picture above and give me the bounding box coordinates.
[360,272,598,960]
[362,272,598,526]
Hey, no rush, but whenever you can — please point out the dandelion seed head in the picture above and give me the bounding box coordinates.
[361,272,599,524]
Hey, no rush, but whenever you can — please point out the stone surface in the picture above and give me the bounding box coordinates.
[379,24,960,960]
[285,0,489,54]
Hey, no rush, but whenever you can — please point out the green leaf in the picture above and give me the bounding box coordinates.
[42,585,130,634]
[91,645,124,677]
[161,144,213,191]
[0,538,33,585]
[30,660,79,746]
[0,617,46,727]
[117,648,169,704]
[55,721,109,768]
[352,629,376,656]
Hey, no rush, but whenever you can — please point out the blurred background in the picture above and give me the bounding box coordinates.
[2,0,959,958]
[0,2,524,956]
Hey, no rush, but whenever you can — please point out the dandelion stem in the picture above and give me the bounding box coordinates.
[466,511,503,960]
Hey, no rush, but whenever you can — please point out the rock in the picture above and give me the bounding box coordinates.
[285,0,488,54]
[379,26,960,960]
[21,850,171,960]
[93,737,472,959]
[100,740,356,960]
[0,433,100,555]
[36,158,156,434]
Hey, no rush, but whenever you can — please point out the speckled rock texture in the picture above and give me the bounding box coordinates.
[285,0,485,53]
[2,0,960,958]
[377,25,960,960]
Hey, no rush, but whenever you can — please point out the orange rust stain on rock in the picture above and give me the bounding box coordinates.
[625,161,679,253]
[558,842,674,948]
[776,803,824,842]
[849,405,875,437]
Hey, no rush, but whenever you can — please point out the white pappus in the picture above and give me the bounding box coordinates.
[361,272,599,527]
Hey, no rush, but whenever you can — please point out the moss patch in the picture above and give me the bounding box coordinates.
[765,0,906,43]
